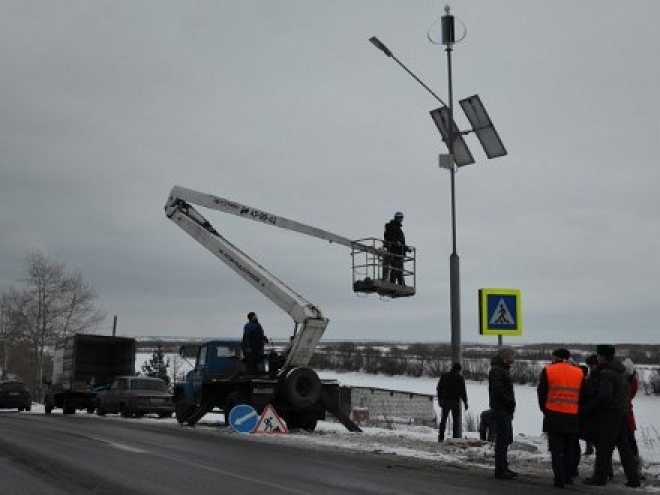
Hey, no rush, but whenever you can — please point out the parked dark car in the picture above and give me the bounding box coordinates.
[0,381,32,411]
[96,376,173,418]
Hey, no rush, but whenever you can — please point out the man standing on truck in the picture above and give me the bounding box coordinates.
[242,312,269,373]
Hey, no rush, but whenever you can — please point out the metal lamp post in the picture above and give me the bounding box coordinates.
[442,6,462,368]
[369,7,463,367]
[370,7,507,437]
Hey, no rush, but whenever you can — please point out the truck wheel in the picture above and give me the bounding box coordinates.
[96,404,106,416]
[283,367,322,409]
[119,404,131,418]
[63,399,75,415]
[86,406,95,414]
[175,402,194,424]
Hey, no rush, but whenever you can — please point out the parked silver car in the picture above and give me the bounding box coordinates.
[96,376,173,418]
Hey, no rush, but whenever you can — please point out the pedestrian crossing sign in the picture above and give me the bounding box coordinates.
[479,288,522,336]
[255,404,289,434]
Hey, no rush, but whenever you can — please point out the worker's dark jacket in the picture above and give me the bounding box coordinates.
[383,220,406,255]
[242,320,266,357]
[488,355,516,415]
[437,370,468,407]
[591,359,629,414]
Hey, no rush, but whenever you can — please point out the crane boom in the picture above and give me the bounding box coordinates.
[165,186,353,369]
[169,185,376,252]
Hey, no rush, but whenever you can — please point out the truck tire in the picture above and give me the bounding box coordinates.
[96,403,106,416]
[119,403,131,418]
[175,401,194,424]
[282,367,322,409]
[63,398,75,415]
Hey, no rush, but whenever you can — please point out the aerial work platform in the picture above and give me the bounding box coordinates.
[351,238,416,298]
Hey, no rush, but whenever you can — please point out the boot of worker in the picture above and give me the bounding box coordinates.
[635,456,645,480]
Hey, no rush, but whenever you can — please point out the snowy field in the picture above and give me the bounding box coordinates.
[27,369,660,492]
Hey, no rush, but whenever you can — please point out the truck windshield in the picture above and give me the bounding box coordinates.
[214,346,239,358]
[130,379,168,391]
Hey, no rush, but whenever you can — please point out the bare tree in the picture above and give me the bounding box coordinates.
[1,288,32,380]
[0,292,16,379]
[8,252,105,398]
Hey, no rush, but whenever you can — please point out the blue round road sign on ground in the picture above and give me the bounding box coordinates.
[229,404,258,433]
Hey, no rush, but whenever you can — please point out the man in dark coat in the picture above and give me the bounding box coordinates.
[489,347,518,480]
[537,348,583,488]
[241,312,268,373]
[382,211,407,285]
[437,362,468,442]
[583,345,640,488]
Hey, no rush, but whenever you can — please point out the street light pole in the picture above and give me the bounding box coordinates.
[371,10,508,440]
[443,6,462,368]
[369,10,463,366]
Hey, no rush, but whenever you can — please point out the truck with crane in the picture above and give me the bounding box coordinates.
[164,186,416,431]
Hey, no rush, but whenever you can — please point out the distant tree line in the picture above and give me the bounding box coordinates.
[310,342,660,395]
[1,251,105,399]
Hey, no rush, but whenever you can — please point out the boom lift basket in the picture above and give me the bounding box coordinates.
[351,238,416,298]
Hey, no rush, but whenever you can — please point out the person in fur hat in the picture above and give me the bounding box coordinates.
[582,345,641,488]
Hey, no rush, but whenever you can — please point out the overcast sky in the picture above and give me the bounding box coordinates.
[1,1,658,345]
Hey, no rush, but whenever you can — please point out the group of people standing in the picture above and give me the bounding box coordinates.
[538,344,642,488]
[436,344,644,488]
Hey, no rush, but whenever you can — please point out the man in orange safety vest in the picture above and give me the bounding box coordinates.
[537,347,584,488]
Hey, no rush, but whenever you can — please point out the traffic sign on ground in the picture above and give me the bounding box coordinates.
[255,404,288,434]
[229,404,259,433]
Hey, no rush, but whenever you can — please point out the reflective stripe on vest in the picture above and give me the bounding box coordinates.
[545,362,583,415]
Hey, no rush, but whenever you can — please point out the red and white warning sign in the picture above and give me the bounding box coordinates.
[255,404,289,434]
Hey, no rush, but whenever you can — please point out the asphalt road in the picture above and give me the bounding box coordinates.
[0,411,589,494]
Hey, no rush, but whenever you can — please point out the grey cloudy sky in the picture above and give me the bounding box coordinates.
[1,1,658,345]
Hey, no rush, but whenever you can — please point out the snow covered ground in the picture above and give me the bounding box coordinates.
[28,370,660,491]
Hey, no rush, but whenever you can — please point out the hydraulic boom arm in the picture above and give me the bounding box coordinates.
[165,186,358,369]
[168,186,376,251]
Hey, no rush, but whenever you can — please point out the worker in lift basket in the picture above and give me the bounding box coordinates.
[382,211,409,285]
[242,312,269,373]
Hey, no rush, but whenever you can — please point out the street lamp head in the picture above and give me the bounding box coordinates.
[369,36,393,58]
[445,4,451,15]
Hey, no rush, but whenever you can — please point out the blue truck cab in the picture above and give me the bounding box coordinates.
[173,339,350,431]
